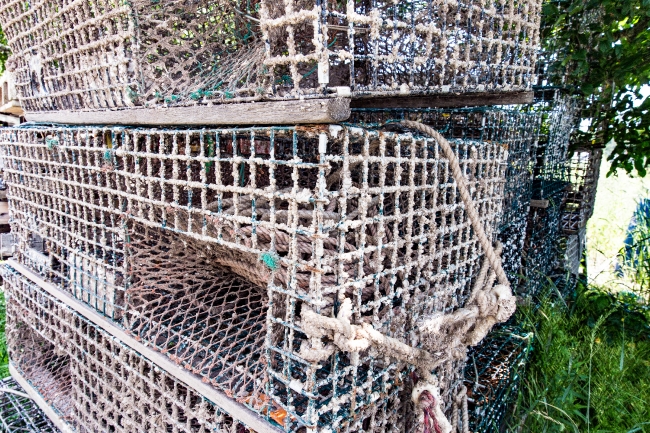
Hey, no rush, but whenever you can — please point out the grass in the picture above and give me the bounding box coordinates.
[510,282,650,432]
[0,289,7,378]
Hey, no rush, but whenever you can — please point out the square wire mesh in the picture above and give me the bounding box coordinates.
[0,377,61,433]
[498,215,528,288]
[464,326,531,433]
[2,264,252,433]
[0,118,510,431]
[348,108,540,234]
[561,148,602,234]
[0,0,541,112]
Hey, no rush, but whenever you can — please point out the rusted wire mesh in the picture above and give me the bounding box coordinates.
[0,0,541,112]
[0,118,511,430]
[464,326,532,433]
[562,147,602,234]
[2,264,252,433]
[0,377,61,432]
[125,224,268,410]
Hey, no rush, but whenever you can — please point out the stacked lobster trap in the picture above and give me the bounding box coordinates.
[0,0,549,432]
[0,0,542,113]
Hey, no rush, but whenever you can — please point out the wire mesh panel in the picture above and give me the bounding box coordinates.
[464,326,531,433]
[348,107,541,231]
[520,187,565,297]
[0,377,61,433]
[2,265,253,433]
[5,278,74,425]
[0,0,541,113]
[498,215,528,288]
[0,118,511,430]
[562,147,602,234]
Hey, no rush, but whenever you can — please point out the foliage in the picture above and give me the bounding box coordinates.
[541,0,650,176]
[510,280,650,432]
[618,198,650,298]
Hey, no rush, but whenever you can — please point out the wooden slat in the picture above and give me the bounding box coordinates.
[26,98,351,126]
[530,199,550,209]
[350,91,534,109]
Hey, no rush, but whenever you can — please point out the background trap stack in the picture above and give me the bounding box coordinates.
[0,0,547,432]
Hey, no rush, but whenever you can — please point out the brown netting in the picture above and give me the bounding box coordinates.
[0,0,541,112]
[5,274,74,423]
[125,224,268,409]
[2,265,253,433]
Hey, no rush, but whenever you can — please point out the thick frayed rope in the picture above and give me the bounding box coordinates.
[299,121,517,432]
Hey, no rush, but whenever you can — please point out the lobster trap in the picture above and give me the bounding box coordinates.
[562,147,602,234]
[2,264,252,433]
[529,88,580,199]
[0,111,520,430]
[464,326,531,433]
[519,187,565,297]
[558,227,586,277]
[0,0,541,113]
[0,377,61,433]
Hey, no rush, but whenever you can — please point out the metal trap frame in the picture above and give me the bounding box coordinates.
[0,107,531,431]
[0,377,61,433]
[464,326,532,433]
[0,0,541,114]
[2,264,253,433]
[562,147,602,234]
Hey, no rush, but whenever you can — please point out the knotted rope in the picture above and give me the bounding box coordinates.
[299,121,516,432]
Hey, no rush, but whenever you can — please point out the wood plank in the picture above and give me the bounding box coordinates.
[350,91,534,109]
[26,98,351,126]
[6,259,283,433]
[530,199,550,209]
[0,112,20,125]
[9,364,76,433]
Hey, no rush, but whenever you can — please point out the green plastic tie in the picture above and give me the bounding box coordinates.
[259,252,279,271]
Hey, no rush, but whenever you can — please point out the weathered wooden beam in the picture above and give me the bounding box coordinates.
[350,91,534,109]
[26,98,351,126]
[530,199,550,209]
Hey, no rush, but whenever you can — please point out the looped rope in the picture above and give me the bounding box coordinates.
[299,121,517,433]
